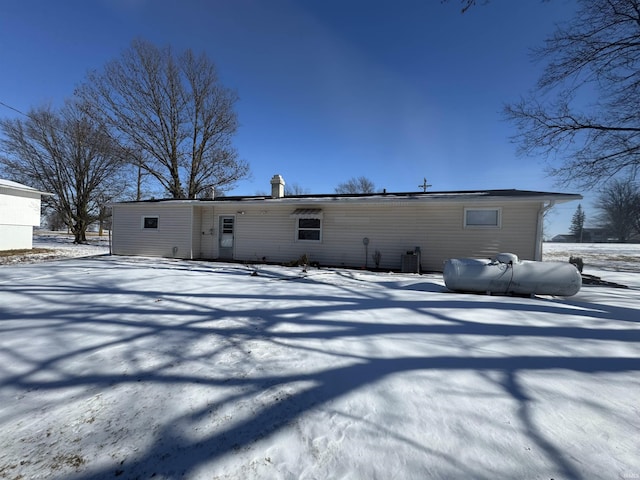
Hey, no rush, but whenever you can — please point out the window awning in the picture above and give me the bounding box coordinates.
[290,208,323,219]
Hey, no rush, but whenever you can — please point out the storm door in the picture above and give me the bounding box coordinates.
[218,216,235,259]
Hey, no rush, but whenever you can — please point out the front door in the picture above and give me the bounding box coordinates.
[218,216,235,259]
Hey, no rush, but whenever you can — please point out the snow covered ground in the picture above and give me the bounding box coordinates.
[0,231,110,265]
[0,235,639,479]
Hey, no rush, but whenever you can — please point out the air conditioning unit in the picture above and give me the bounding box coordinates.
[401,253,419,273]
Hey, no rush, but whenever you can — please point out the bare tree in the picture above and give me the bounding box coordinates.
[335,176,376,194]
[0,102,128,243]
[505,0,640,189]
[285,182,309,196]
[593,178,640,242]
[77,39,249,199]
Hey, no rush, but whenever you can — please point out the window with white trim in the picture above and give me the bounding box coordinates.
[296,217,322,241]
[464,208,501,228]
[142,216,159,229]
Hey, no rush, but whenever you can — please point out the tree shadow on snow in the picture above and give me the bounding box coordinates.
[0,257,638,479]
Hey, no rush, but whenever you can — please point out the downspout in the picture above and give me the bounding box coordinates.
[109,206,113,255]
[190,205,194,260]
[535,200,555,261]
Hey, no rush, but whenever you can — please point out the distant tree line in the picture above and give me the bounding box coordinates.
[335,176,377,194]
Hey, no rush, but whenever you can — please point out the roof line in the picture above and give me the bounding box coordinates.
[113,188,582,205]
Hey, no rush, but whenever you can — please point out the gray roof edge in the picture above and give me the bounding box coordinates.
[111,189,583,206]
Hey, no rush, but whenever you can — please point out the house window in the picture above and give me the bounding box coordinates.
[142,216,159,229]
[297,217,322,241]
[464,208,501,228]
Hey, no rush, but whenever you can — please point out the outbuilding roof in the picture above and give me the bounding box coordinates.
[0,178,53,196]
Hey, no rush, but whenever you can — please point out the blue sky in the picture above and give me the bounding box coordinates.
[0,0,586,236]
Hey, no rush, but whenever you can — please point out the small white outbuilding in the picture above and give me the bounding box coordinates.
[0,179,52,251]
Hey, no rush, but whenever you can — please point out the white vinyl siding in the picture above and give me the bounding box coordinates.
[0,225,34,251]
[232,203,432,269]
[254,202,537,271]
[426,203,538,270]
[112,203,194,259]
[112,199,542,271]
[195,205,215,259]
[0,187,42,226]
[0,185,44,250]
[230,205,299,263]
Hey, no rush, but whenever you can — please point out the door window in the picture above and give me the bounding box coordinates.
[220,217,234,248]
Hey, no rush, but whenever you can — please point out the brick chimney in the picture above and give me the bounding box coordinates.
[270,174,285,199]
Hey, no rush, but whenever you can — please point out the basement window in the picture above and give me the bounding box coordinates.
[142,216,159,229]
[464,208,501,228]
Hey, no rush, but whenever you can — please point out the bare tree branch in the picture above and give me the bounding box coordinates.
[335,176,377,194]
[506,0,640,189]
[76,39,248,199]
[0,102,129,242]
[593,177,640,241]
[440,0,481,14]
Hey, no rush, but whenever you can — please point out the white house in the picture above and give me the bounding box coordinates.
[110,175,582,272]
[0,179,52,251]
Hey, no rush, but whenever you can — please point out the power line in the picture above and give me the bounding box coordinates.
[0,101,28,117]
[0,100,75,141]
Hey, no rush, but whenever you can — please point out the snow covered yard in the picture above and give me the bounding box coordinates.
[0,239,639,479]
[0,231,110,265]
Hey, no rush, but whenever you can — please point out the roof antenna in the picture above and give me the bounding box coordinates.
[418,177,432,192]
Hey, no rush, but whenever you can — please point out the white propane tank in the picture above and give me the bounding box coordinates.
[443,254,581,296]
[494,252,518,264]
